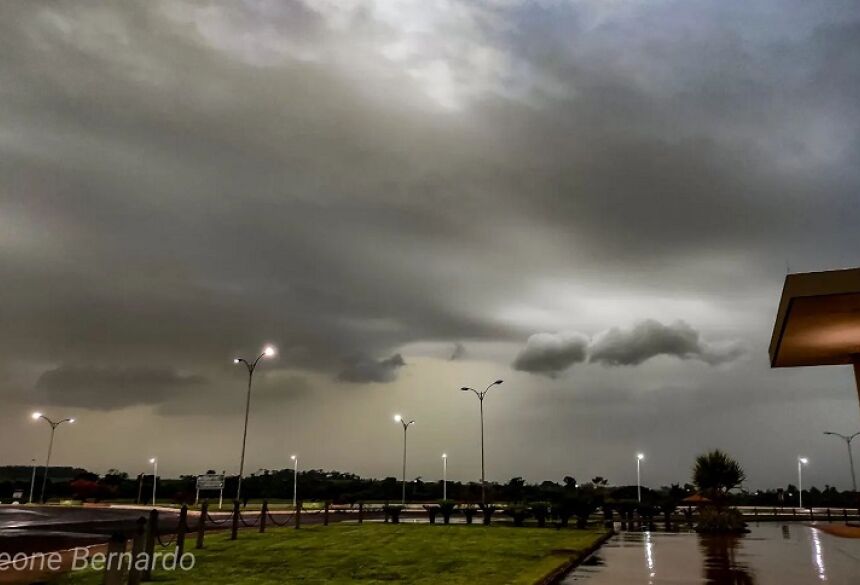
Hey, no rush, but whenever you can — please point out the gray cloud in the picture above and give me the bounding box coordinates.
[589,320,746,367]
[512,332,589,376]
[35,365,206,410]
[337,354,406,384]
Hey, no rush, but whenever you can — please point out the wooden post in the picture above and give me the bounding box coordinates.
[196,501,207,549]
[127,517,147,585]
[295,501,301,530]
[792,508,796,520]
[102,532,126,585]
[358,502,364,524]
[142,509,158,582]
[175,505,188,559]
[844,508,848,524]
[826,508,832,522]
[230,500,240,540]
[809,507,814,521]
[259,501,268,533]
[324,502,330,526]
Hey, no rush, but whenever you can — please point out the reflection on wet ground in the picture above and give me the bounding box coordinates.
[564,523,860,584]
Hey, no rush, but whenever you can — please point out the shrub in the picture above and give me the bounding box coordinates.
[462,506,477,524]
[383,504,404,524]
[479,504,497,525]
[696,506,747,533]
[423,504,440,524]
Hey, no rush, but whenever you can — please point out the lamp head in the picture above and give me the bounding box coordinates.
[494,380,503,385]
[233,358,241,364]
[799,457,808,464]
[637,453,645,460]
[460,387,470,391]
[31,412,42,420]
[263,346,276,357]
[149,457,157,464]
[442,453,447,459]
[393,414,402,422]
[291,454,296,460]
[69,418,76,424]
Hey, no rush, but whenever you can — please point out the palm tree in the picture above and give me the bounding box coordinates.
[693,450,746,507]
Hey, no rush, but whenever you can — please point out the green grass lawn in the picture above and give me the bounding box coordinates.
[59,523,607,585]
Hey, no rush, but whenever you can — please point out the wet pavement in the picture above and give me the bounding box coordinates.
[564,523,860,584]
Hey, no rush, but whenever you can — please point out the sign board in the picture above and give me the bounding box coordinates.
[12,490,23,499]
[196,474,225,491]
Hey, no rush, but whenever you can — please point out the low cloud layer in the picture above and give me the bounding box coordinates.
[512,332,589,376]
[590,320,745,367]
[337,354,406,384]
[36,365,206,410]
[513,320,746,375]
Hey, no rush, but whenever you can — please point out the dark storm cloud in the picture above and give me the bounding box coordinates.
[0,1,858,485]
[512,332,589,376]
[589,320,746,367]
[36,365,206,410]
[337,354,405,384]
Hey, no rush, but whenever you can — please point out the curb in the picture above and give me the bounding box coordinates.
[533,528,615,585]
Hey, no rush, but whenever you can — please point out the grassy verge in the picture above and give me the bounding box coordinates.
[58,523,607,585]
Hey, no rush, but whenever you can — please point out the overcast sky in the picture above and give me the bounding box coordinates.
[2,0,860,491]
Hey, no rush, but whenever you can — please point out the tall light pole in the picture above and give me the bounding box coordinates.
[290,454,298,509]
[460,380,503,506]
[233,345,276,501]
[442,453,448,501]
[149,458,158,505]
[823,431,859,492]
[394,415,415,504]
[31,412,75,504]
[798,457,808,508]
[636,453,645,503]
[28,458,37,504]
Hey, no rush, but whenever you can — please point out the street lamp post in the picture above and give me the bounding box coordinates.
[394,415,415,505]
[442,453,448,501]
[823,431,859,492]
[290,454,298,509]
[798,457,808,508]
[233,345,276,501]
[460,380,503,506]
[636,453,645,503]
[28,458,37,504]
[31,413,75,503]
[149,458,158,505]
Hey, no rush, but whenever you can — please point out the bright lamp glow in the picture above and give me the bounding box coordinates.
[799,457,808,464]
[263,346,276,357]
[31,412,42,420]
[149,458,157,464]
[442,453,447,458]
[233,358,240,364]
[69,418,76,424]
[393,414,402,422]
[637,453,645,460]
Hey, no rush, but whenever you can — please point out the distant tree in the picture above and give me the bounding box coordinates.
[591,476,608,487]
[563,476,577,488]
[693,450,745,505]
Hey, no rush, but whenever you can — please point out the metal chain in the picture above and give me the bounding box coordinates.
[205,511,231,526]
[266,511,295,527]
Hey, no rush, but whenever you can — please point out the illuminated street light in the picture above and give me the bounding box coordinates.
[233,345,276,501]
[31,412,75,503]
[394,414,415,504]
[442,453,448,501]
[460,380,503,506]
[798,457,808,508]
[291,454,298,509]
[637,453,645,503]
[149,457,158,505]
[823,431,859,493]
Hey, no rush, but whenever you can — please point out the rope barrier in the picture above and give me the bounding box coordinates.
[266,511,295,527]
[239,511,261,527]
[205,511,232,526]
[156,532,177,548]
